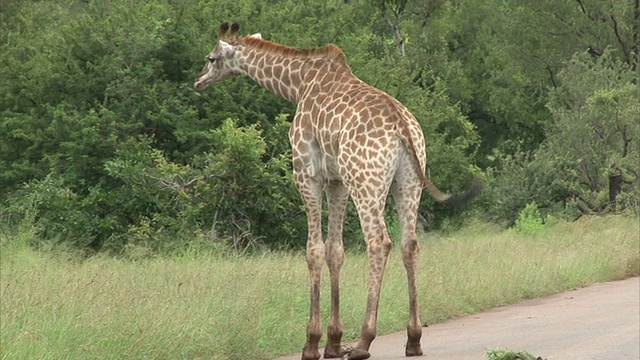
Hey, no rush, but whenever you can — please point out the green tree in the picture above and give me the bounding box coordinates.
[487,49,639,222]
[7,0,631,253]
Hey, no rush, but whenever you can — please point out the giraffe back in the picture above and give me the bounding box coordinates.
[292,61,428,187]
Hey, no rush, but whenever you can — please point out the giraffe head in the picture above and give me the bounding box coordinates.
[193,22,261,91]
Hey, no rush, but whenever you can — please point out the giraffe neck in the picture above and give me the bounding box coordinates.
[236,38,349,104]
[236,49,305,103]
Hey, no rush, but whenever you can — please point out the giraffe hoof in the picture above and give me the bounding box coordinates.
[346,348,371,360]
[323,345,343,358]
[301,348,321,360]
[405,343,424,357]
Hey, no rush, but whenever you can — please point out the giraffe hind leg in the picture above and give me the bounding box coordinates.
[391,165,425,357]
[324,180,349,358]
[296,171,325,360]
[349,196,393,360]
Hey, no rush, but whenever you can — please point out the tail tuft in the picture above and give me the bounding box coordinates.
[445,178,483,208]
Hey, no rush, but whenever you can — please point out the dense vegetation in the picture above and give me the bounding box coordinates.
[1,0,638,255]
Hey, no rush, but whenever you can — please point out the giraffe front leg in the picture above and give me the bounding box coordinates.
[324,180,349,358]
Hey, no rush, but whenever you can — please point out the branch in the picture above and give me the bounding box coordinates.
[546,65,557,88]
[610,14,632,64]
[576,0,608,22]
[622,125,631,158]
[634,0,640,72]
[182,174,223,188]
[576,0,588,16]
[148,173,226,192]
[378,0,406,57]
[209,183,227,241]
[591,117,606,140]
[574,196,592,214]
[579,161,599,192]
[382,9,406,57]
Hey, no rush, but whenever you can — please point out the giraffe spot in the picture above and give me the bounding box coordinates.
[369,129,385,139]
[297,141,309,154]
[307,84,320,99]
[306,69,318,80]
[264,66,273,78]
[277,82,287,97]
[262,78,272,91]
[353,171,367,184]
[372,116,384,128]
[322,71,337,83]
[272,65,284,78]
[334,103,347,114]
[353,101,366,112]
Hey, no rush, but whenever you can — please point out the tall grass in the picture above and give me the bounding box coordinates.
[1,216,638,360]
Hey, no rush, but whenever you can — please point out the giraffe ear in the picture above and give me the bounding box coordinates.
[249,33,262,39]
[218,23,230,39]
[229,22,240,40]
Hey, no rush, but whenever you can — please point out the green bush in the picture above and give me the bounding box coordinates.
[3,0,636,254]
[486,348,541,360]
[510,202,556,236]
[486,50,639,224]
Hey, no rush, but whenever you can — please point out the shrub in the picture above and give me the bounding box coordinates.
[486,50,639,225]
[486,348,542,360]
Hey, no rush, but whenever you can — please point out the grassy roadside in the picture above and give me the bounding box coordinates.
[1,215,638,360]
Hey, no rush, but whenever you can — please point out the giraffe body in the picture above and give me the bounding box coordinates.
[194,23,479,360]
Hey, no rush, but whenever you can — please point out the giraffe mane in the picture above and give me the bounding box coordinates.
[239,36,349,67]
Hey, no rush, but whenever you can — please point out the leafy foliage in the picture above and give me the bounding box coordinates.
[1,0,638,253]
[486,49,639,223]
[486,348,542,360]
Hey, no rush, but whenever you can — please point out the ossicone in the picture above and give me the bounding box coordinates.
[230,22,240,37]
[218,22,240,40]
[218,22,230,39]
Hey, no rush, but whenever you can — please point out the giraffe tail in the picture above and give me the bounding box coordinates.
[422,179,452,202]
[424,177,482,206]
[395,112,481,206]
[405,136,481,205]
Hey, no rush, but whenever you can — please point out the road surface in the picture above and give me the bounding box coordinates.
[276,277,639,360]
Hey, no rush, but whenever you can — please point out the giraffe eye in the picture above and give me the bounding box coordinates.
[207,56,217,64]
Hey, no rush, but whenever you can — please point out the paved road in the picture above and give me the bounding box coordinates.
[276,277,639,360]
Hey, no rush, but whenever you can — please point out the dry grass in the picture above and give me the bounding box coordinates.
[1,215,638,359]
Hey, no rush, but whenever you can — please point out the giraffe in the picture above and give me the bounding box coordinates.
[193,23,480,360]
